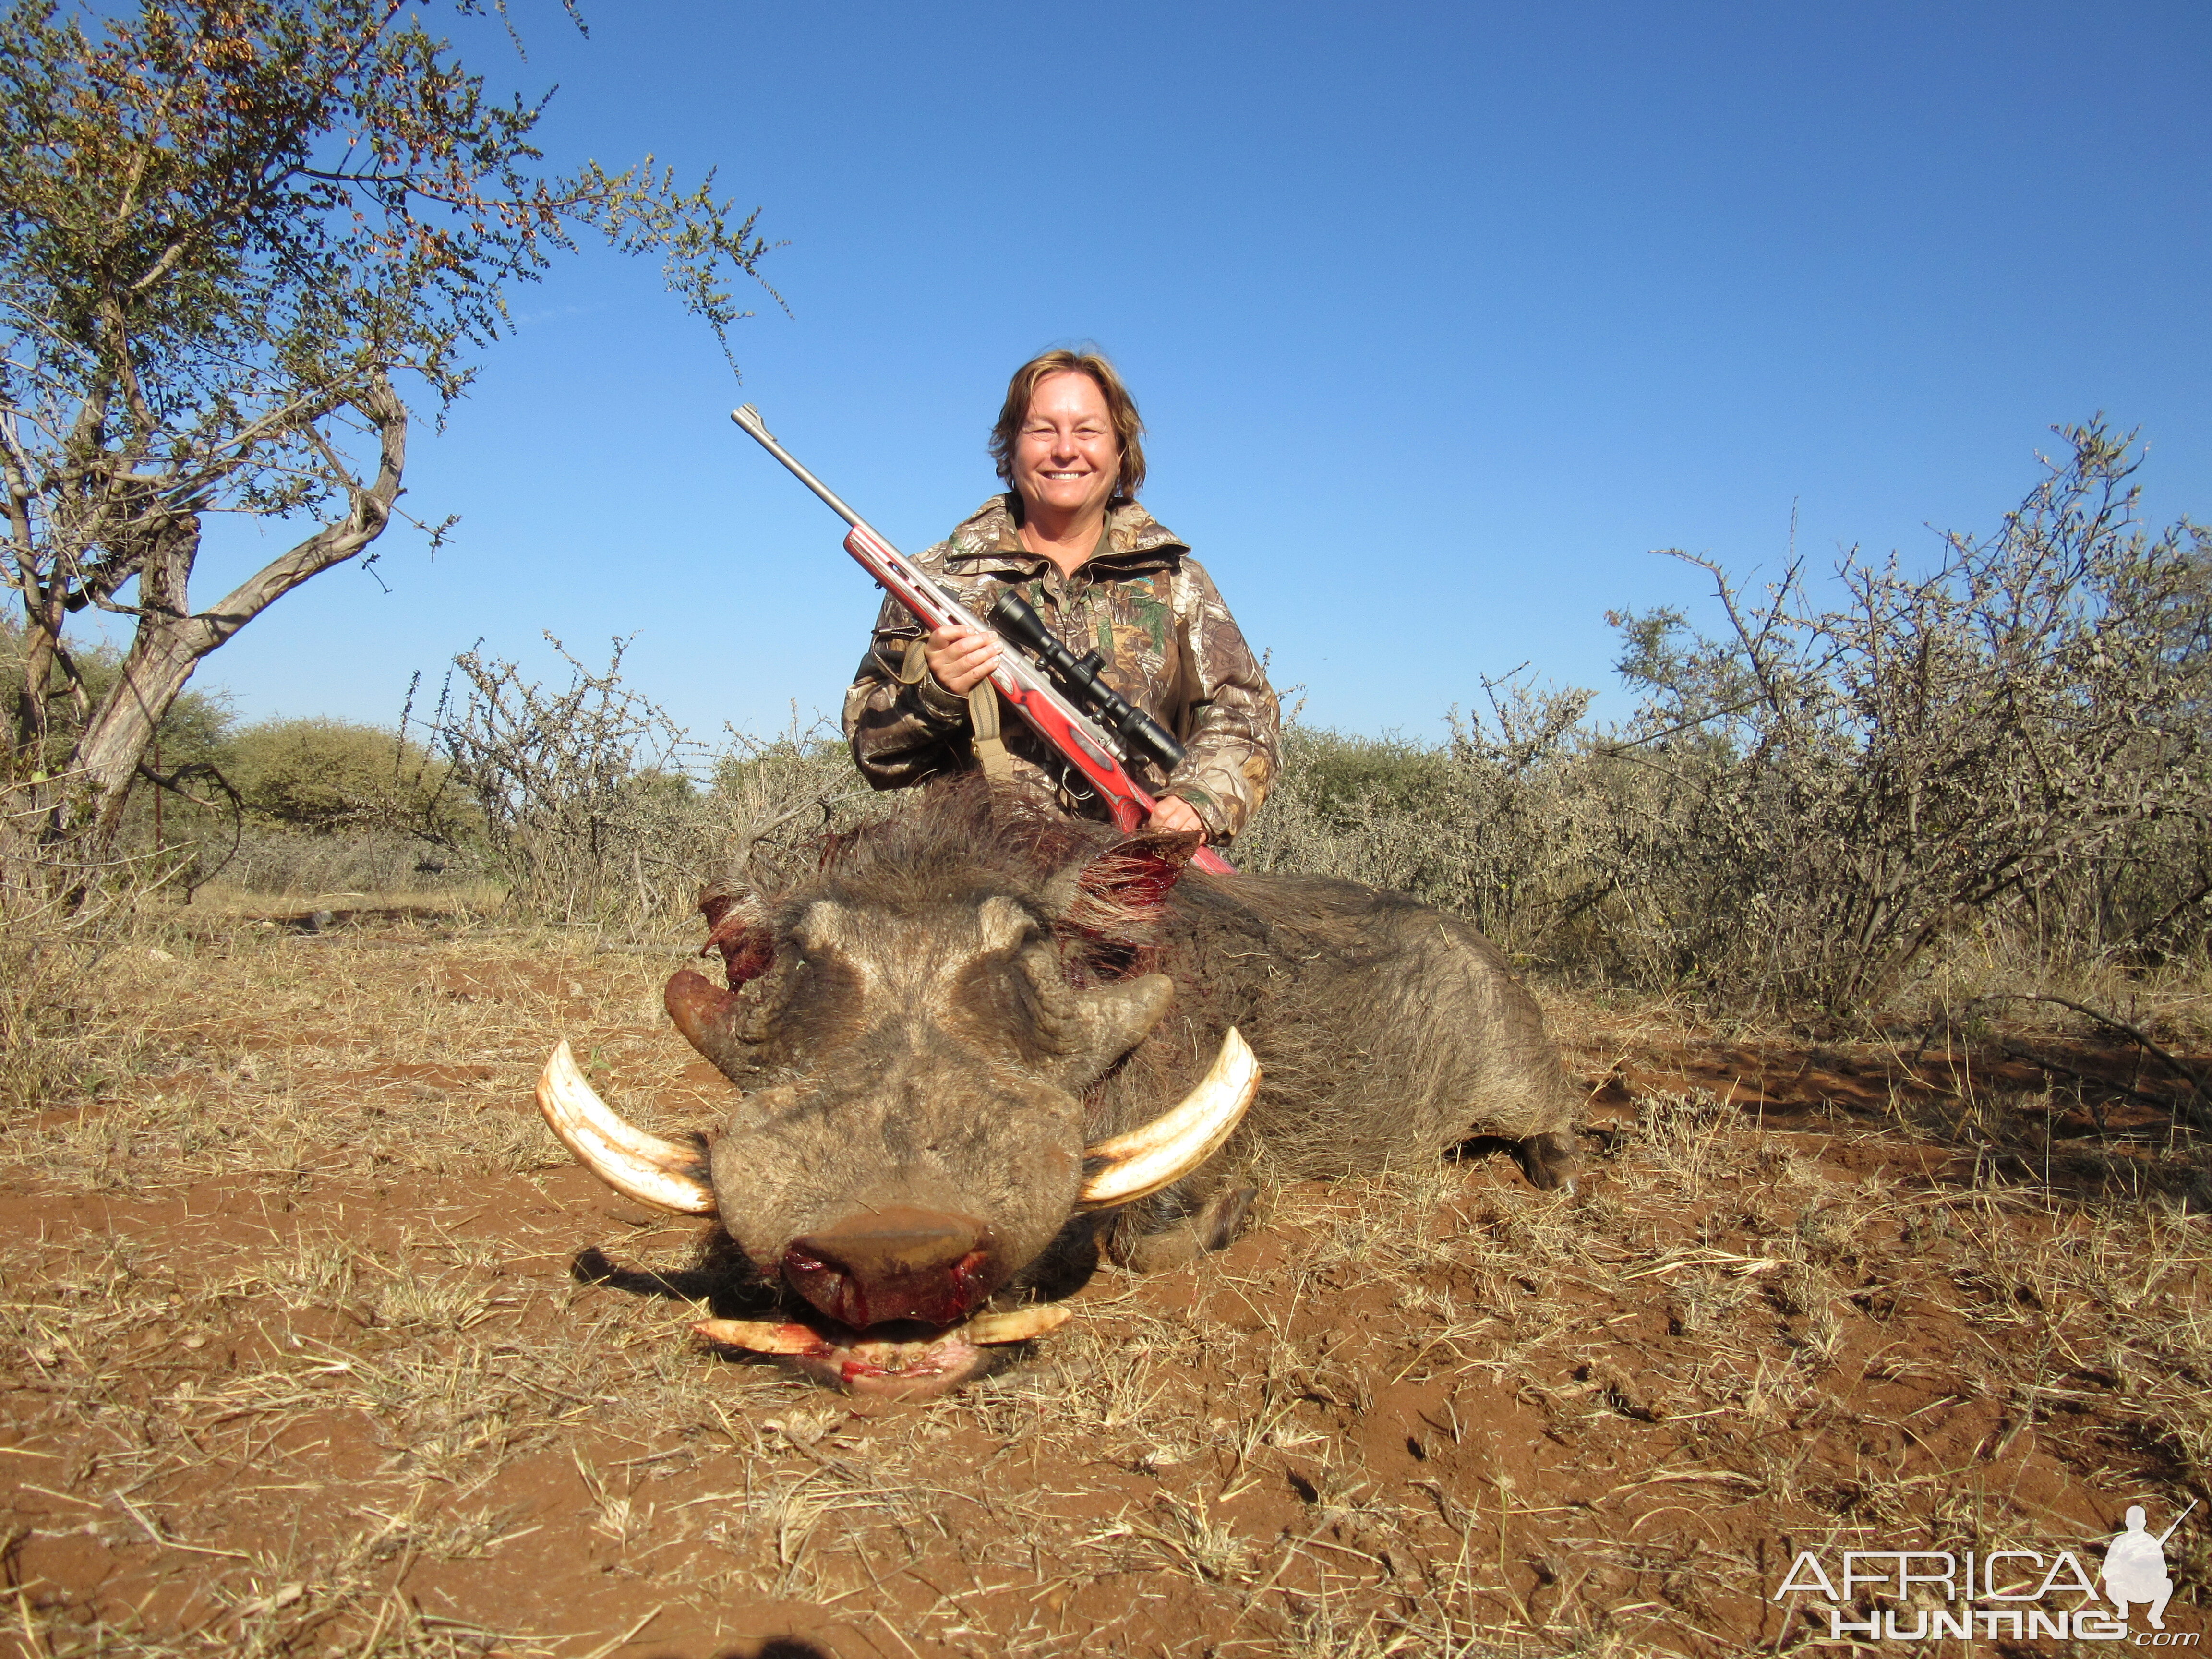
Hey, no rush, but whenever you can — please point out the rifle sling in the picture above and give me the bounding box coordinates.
[968,678,1014,787]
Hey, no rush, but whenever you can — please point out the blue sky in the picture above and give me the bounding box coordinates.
[178,0,2211,747]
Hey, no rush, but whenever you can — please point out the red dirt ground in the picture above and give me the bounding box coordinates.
[2,908,2207,1657]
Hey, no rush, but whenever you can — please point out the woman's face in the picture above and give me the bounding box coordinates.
[1011,371,1121,526]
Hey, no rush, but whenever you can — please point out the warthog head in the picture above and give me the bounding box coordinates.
[536,787,1256,1396]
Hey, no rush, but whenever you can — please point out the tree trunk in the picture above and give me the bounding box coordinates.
[13,624,54,764]
[73,613,208,847]
[9,578,70,768]
[55,381,409,859]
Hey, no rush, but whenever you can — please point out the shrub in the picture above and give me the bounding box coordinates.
[1598,419,2212,1005]
[425,640,869,928]
[1243,421,2212,1009]
[1239,679,1600,964]
[220,717,457,836]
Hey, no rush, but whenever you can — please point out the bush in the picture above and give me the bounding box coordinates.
[1239,679,1600,964]
[1599,420,2212,1005]
[217,827,473,899]
[1243,421,2212,1009]
[87,711,475,898]
[220,717,457,836]
[426,639,870,928]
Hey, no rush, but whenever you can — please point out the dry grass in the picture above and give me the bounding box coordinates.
[0,897,2206,1657]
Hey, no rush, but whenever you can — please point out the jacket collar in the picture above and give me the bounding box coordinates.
[944,493,1187,576]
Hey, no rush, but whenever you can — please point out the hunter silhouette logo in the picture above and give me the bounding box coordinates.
[1771,1498,2198,1644]
[2104,1501,2196,1630]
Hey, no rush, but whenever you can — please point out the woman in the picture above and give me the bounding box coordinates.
[843,349,1280,843]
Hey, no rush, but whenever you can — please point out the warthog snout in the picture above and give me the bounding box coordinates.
[781,1206,994,1328]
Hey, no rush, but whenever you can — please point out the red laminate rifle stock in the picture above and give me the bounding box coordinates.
[732,405,1235,876]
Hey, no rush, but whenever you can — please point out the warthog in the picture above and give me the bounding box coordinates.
[539,779,1577,1396]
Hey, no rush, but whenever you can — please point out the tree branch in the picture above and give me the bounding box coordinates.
[187,377,407,654]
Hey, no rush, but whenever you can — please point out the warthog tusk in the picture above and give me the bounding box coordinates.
[1076,1026,1259,1210]
[536,1040,717,1215]
[693,1304,1070,1354]
[963,1303,1072,1344]
[694,1319,824,1354]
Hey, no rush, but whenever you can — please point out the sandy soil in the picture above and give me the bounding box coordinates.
[1,900,2206,1657]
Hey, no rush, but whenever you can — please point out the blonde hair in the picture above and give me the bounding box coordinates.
[988,349,1148,501]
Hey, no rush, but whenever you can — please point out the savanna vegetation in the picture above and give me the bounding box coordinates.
[0,0,775,859]
[4,7,2209,1658]
[87,418,2208,1010]
[0,0,773,1128]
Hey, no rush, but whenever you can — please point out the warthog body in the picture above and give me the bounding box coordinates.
[556,780,1576,1395]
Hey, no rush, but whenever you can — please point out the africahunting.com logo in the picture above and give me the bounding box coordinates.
[1772,1501,2198,1644]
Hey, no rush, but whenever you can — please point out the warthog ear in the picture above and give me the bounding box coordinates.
[699,887,773,989]
[1044,832,1196,964]
[1048,972,1176,1084]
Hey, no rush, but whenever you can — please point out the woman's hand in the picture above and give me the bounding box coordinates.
[1148,795,1207,839]
[925,624,999,696]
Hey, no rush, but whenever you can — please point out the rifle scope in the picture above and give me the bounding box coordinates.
[988,590,1187,774]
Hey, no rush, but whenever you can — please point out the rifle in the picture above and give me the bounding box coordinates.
[731,405,1235,876]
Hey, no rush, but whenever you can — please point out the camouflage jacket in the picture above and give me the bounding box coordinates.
[843,494,1280,842]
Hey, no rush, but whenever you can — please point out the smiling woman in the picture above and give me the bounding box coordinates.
[842,349,1281,845]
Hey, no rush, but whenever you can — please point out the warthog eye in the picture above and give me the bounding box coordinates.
[757,936,866,1053]
[946,947,1055,1064]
